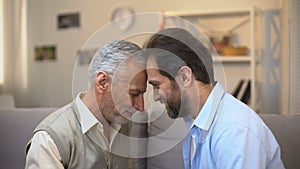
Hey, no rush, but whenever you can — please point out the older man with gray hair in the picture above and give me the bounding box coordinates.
[25,40,147,169]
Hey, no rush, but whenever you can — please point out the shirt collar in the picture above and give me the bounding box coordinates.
[183,115,194,129]
[192,82,225,131]
[75,93,99,134]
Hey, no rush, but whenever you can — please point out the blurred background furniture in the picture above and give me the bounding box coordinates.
[260,114,300,169]
[0,107,56,169]
[0,94,15,108]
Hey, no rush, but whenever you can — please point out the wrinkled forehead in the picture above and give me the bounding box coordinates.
[130,70,146,83]
[123,56,145,75]
[111,56,146,87]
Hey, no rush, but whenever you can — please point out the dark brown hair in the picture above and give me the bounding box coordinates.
[143,28,214,84]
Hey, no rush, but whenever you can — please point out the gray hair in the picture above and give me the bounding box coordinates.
[88,40,145,87]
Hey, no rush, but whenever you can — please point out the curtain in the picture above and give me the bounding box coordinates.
[2,0,28,106]
[280,0,300,115]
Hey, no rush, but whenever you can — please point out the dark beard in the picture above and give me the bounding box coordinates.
[167,103,180,119]
[166,80,181,119]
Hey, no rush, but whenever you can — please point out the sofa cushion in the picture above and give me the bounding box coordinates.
[0,108,56,169]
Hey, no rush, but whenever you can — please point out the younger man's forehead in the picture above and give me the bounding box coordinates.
[146,56,159,69]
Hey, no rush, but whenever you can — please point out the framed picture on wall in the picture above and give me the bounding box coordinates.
[57,12,80,29]
[34,45,56,62]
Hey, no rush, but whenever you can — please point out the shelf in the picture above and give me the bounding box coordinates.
[213,56,251,62]
[165,8,251,17]
[164,6,262,111]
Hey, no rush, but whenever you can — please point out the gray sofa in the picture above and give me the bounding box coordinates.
[0,107,299,169]
[0,108,56,169]
[260,114,300,169]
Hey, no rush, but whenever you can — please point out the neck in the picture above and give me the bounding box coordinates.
[82,89,101,120]
[81,89,111,139]
[189,82,213,119]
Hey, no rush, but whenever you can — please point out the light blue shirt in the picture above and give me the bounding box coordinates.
[182,82,285,169]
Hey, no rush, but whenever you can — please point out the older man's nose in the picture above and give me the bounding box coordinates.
[133,95,144,111]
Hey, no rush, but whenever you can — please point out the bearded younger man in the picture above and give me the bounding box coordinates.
[143,28,284,169]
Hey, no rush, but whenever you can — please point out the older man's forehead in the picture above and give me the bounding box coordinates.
[112,65,146,88]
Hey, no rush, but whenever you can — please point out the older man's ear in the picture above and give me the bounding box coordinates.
[95,71,109,94]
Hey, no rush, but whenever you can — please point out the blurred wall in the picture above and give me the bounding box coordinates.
[2,0,279,107]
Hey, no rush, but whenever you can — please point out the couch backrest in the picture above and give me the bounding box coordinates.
[1,108,299,169]
[260,114,300,169]
[0,108,56,169]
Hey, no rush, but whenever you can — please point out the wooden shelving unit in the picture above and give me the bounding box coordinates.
[164,7,263,111]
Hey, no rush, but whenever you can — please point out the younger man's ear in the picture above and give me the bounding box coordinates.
[178,66,193,87]
[95,71,109,93]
